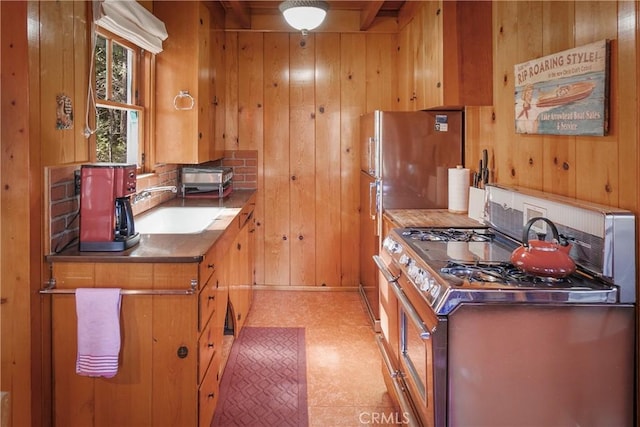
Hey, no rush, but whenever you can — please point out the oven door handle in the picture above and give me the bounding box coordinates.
[373,256,431,340]
[375,335,423,427]
[373,255,399,283]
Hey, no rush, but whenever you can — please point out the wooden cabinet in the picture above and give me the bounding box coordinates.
[197,251,222,427]
[47,199,257,426]
[399,0,492,109]
[382,215,398,240]
[209,9,226,157]
[154,1,224,164]
[49,261,223,427]
[226,200,256,337]
[49,262,199,427]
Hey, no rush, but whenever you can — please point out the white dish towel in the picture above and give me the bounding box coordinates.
[75,288,122,378]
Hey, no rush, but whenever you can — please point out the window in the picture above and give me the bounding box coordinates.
[93,30,147,170]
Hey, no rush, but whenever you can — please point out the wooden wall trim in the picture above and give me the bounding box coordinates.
[1,1,43,426]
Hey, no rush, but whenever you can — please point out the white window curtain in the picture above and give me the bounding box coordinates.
[93,0,168,54]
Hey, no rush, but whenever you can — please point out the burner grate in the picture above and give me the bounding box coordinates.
[402,228,494,242]
[440,261,573,287]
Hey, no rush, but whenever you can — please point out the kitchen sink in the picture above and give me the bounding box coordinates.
[135,206,224,234]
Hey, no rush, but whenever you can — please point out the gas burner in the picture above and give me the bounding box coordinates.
[440,261,573,286]
[402,228,494,242]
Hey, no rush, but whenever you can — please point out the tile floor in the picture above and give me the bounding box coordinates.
[241,289,400,426]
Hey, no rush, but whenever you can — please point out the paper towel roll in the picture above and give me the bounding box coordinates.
[448,166,470,213]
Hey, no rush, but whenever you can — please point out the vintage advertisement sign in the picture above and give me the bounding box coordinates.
[514,39,609,136]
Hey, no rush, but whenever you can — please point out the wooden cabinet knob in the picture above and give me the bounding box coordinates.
[177,346,189,359]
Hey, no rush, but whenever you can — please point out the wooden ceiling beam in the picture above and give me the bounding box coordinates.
[397,0,422,30]
[224,0,252,29]
[360,0,384,31]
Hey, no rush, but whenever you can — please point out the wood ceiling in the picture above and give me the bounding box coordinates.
[217,1,416,31]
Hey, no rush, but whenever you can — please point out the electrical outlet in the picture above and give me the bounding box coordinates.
[74,170,81,196]
[523,202,547,234]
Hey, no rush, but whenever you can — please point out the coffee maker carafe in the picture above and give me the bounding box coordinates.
[79,163,140,251]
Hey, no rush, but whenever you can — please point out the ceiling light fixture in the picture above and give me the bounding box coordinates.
[279,1,329,35]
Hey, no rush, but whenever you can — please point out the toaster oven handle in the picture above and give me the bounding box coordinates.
[373,256,431,339]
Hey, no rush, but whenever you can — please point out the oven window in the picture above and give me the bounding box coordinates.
[401,311,427,401]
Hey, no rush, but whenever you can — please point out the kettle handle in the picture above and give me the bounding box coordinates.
[522,217,560,247]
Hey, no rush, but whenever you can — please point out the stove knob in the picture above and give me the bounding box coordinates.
[415,269,424,285]
[418,274,429,291]
[407,264,417,278]
[430,283,441,299]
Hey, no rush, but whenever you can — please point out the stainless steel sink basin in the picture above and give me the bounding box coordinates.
[135,207,224,234]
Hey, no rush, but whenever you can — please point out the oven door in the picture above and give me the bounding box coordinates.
[375,255,440,427]
[396,272,438,427]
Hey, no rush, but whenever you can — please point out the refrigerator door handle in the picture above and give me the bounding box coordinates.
[368,137,377,175]
[369,181,377,220]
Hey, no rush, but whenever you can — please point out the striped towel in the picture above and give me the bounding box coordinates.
[75,288,122,378]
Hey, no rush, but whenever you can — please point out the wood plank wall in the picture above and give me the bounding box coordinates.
[224,31,398,286]
[491,1,638,210]
[2,0,639,424]
[1,4,39,427]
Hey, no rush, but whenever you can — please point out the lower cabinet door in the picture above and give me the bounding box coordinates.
[199,315,217,383]
[199,364,220,427]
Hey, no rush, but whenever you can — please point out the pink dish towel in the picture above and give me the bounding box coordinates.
[75,288,122,378]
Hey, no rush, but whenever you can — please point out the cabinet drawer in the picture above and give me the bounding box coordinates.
[199,252,215,290]
[199,273,217,331]
[238,201,255,228]
[198,313,217,383]
[199,356,220,427]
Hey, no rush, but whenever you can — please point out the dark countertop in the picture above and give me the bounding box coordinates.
[47,190,256,263]
[384,209,485,228]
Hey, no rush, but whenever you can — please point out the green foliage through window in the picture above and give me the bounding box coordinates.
[94,33,141,166]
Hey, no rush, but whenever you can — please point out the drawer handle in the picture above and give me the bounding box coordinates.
[207,263,214,269]
[208,343,214,348]
[208,295,215,301]
[208,392,215,399]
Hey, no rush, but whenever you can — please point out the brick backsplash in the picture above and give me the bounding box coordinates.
[46,164,81,255]
[221,150,258,189]
[45,151,258,255]
[131,164,180,215]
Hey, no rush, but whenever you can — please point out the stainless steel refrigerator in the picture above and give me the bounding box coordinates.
[359,109,464,329]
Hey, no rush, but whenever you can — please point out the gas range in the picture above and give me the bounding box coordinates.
[380,183,636,315]
[374,184,636,427]
[383,227,618,315]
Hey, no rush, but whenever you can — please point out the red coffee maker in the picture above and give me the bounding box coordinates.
[79,163,140,251]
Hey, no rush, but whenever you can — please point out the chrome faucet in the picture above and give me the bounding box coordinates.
[133,185,177,204]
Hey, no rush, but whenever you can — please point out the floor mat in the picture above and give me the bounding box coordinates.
[211,327,308,427]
